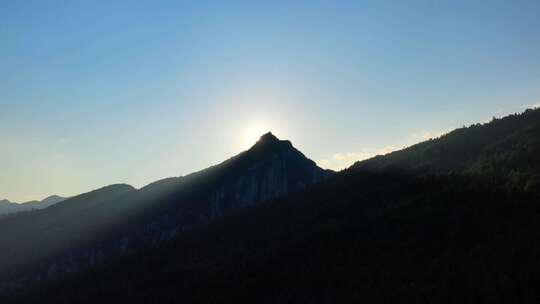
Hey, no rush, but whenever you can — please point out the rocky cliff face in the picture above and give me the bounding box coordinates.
[209,132,332,217]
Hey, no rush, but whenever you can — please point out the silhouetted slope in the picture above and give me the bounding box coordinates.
[353,108,540,182]
[106,132,330,220]
[0,132,332,292]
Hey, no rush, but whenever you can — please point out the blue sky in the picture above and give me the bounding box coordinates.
[1,0,539,201]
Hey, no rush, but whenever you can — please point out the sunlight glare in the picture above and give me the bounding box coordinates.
[242,123,271,149]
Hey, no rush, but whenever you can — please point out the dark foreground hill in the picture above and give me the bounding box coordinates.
[4,109,540,303]
[6,171,540,303]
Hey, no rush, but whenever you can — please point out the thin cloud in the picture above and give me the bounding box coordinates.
[333,152,372,162]
[410,130,434,141]
[317,150,373,171]
[409,127,452,142]
[317,127,452,171]
[317,159,330,167]
[378,145,400,155]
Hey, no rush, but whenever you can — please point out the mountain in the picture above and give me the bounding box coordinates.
[18,195,67,210]
[353,108,540,182]
[0,132,332,293]
[33,195,66,207]
[4,110,540,303]
[0,184,136,277]
[0,195,66,216]
[0,199,19,215]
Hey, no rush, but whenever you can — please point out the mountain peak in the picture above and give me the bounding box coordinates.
[40,195,66,206]
[250,132,292,151]
[258,132,279,143]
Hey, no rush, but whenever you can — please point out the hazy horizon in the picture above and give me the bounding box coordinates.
[2,1,539,202]
[1,107,537,203]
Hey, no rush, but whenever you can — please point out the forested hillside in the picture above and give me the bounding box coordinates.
[354,108,540,192]
[7,171,540,303]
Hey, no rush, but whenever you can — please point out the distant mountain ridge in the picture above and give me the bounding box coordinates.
[0,195,66,216]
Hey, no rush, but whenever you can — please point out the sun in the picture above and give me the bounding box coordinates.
[242,123,271,149]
